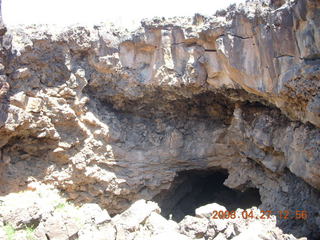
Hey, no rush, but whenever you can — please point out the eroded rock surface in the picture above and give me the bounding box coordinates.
[0,0,319,239]
[0,188,300,240]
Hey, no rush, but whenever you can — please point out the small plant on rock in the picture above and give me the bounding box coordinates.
[54,202,67,210]
[25,225,36,240]
[3,224,15,240]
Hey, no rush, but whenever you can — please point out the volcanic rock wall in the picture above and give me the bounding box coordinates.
[0,0,319,238]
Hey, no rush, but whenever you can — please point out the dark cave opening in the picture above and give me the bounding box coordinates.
[153,169,262,222]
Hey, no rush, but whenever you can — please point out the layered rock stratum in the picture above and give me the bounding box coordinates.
[0,0,319,239]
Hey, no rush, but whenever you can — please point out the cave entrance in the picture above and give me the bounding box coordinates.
[153,169,262,222]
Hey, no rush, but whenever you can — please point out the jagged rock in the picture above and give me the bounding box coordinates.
[0,0,319,239]
[232,222,297,240]
[212,233,227,240]
[145,212,179,234]
[78,224,116,240]
[179,215,209,239]
[149,231,192,240]
[35,213,79,240]
[80,203,111,225]
[195,203,227,219]
[0,185,303,240]
[0,204,41,229]
[112,200,160,231]
[180,205,299,240]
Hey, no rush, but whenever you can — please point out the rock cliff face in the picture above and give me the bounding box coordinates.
[0,0,319,239]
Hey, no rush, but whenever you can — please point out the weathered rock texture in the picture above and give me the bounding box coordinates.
[0,0,319,239]
[0,187,298,240]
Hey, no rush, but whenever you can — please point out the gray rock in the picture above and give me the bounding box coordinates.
[179,215,209,239]
[0,0,318,239]
[195,203,227,219]
[35,212,79,240]
[112,200,160,231]
[80,203,111,225]
[0,203,42,229]
[78,224,116,240]
[212,233,227,240]
[150,231,192,240]
[145,212,179,234]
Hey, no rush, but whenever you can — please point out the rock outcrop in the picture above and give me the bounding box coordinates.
[0,186,300,240]
[0,0,319,239]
